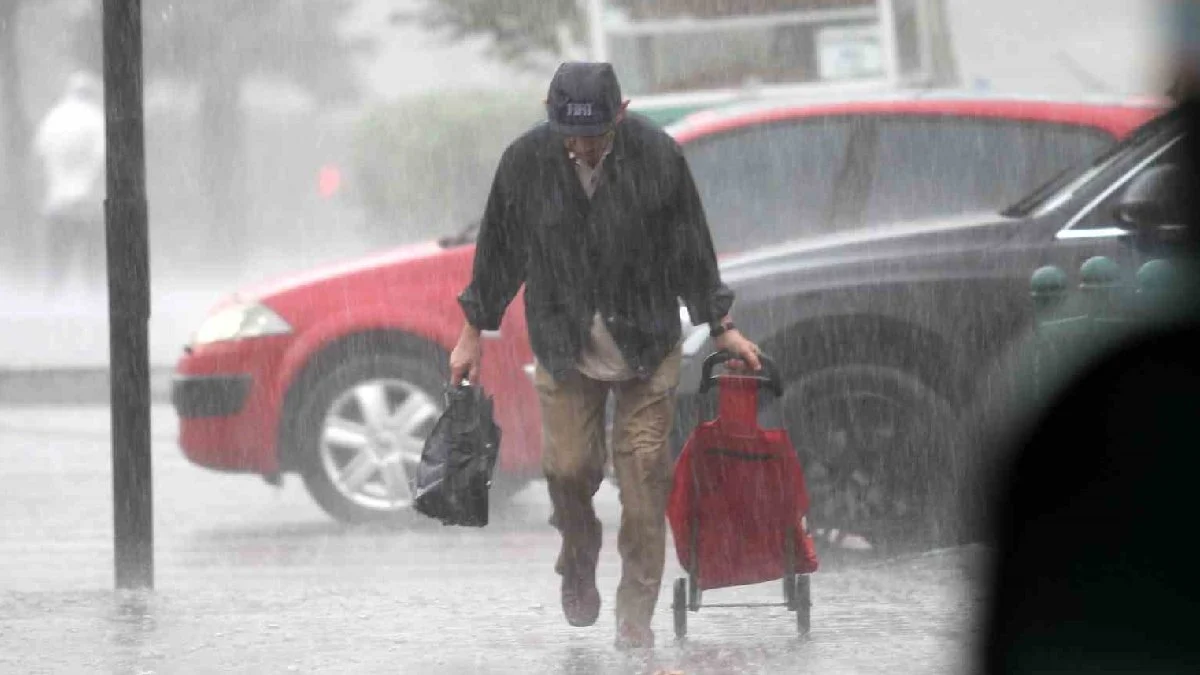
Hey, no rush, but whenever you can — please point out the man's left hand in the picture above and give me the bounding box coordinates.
[715,329,762,371]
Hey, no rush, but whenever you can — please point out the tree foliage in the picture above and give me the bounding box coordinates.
[72,0,371,101]
[396,0,584,69]
[401,0,876,67]
[0,1,32,272]
[143,0,371,103]
[70,0,373,265]
[352,89,542,244]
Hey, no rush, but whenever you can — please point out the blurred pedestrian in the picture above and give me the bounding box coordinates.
[449,62,760,649]
[33,71,105,294]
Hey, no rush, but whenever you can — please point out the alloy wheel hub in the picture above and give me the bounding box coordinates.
[318,378,442,512]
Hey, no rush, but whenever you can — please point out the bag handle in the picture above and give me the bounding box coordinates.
[698,350,784,397]
[443,380,476,405]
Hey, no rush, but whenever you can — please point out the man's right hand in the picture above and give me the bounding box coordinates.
[449,323,482,384]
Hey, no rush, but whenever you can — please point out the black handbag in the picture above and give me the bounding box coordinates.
[413,383,501,527]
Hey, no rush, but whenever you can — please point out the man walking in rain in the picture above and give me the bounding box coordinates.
[450,62,761,649]
[34,71,106,294]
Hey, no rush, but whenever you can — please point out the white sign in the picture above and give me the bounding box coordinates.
[817,24,885,81]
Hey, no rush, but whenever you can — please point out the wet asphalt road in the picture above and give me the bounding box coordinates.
[0,405,985,674]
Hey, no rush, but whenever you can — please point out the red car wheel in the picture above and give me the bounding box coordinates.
[293,350,446,524]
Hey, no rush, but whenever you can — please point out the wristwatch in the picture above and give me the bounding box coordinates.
[709,320,734,338]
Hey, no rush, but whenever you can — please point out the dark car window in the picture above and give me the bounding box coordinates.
[1068,133,1187,231]
[1006,110,1178,218]
[682,118,854,254]
[860,117,1112,225]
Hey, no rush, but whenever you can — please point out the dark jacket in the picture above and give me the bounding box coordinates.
[458,113,733,380]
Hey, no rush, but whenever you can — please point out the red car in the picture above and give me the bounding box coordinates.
[172,94,1160,523]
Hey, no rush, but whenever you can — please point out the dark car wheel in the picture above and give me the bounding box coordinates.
[293,351,449,525]
[794,575,812,636]
[786,365,963,554]
[672,578,688,639]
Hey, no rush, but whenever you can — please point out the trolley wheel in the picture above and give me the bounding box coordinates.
[673,578,688,639]
[784,527,798,610]
[794,575,812,636]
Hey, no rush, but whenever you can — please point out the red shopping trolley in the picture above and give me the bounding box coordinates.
[667,350,819,639]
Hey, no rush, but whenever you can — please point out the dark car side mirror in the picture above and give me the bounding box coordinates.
[1115,164,1190,254]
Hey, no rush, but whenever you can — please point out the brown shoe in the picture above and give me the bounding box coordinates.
[561,567,600,627]
[614,622,655,650]
[556,519,602,627]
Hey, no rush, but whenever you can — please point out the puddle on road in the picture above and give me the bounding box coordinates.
[0,548,978,674]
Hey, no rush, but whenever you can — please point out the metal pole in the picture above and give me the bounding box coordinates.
[103,0,152,590]
[876,0,901,85]
[587,0,607,61]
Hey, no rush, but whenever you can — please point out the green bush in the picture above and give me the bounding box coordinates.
[352,90,543,245]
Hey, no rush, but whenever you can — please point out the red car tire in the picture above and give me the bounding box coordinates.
[293,348,448,525]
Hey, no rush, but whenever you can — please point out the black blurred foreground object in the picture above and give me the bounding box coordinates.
[980,98,1200,672]
[414,384,501,527]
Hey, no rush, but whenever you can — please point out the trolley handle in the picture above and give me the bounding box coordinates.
[699,350,784,397]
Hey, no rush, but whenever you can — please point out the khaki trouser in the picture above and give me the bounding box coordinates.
[535,347,682,631]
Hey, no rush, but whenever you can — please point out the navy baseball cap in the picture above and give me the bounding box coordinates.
[545,62,623,137]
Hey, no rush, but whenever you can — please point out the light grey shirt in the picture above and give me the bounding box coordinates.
[571,147,635,382]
